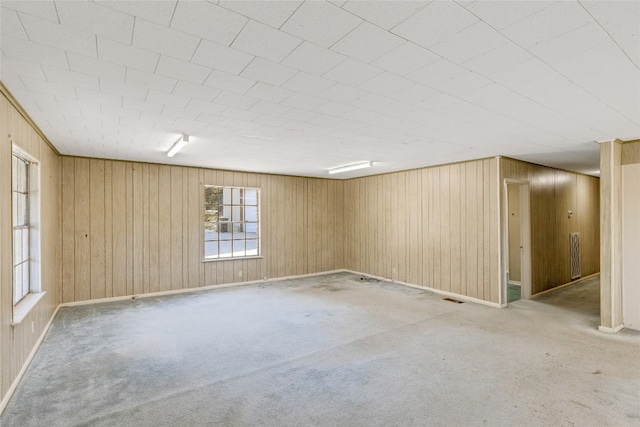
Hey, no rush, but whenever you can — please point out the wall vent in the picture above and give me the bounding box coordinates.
[570,232,581,280]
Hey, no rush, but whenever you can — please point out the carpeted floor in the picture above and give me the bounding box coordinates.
[2,272,638,426]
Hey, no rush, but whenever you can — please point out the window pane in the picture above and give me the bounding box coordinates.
[246,239,258,256]
[219,240,232,258]
[245,189,257,205]
[205,187,222,205]
[245,222,258,237]
[204,241,218,258]
[222,188,232,205]
[245,206,258,222]
[233,239,245,257]
[14,229,22,264]
[232,188,241,205]
[22,262,29,297]
[16,193,27,226]
[230,206,242,222]
[14,263,22,303]
[232,222,244,235]
[22,228,29,262]
[12,155,18,191]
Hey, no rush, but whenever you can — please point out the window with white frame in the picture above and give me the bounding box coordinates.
[204,186,259,260]
[12,147,40,305]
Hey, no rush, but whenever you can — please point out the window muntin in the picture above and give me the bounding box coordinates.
[12,153,31,304]
[204,186,259,260]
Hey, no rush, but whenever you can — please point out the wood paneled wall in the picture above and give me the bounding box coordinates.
[501,158,600,294]
[0,91,61,403]
[60,158,344,302]
[344,158,501,304]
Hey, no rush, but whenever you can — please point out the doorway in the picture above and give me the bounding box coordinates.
[503,180,531,305]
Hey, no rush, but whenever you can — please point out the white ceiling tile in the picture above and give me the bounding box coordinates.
[281,108,319,122]
[280,1,362,48]
[371,42,439,76]
[100,80,148,101]
[186,99,227,115]
[1,56,45,80]
[21,76,76,98]
[1,36,68,68]
[42,65,99,91]
[132,19,200,61]
[77,88,123,108]
[281,42,347,76]
[197,113,232,126]
[56,1,134,45]
[282,72,335,95]
[583,0,640,67]
[251,115,290,127]
[487,57,555,87]
[123,97,164,114]
[245,83,294,103]
[232,20,302,62]
[97,37,160,73]
[464,1,555,30]
[313,101,354,116]
[322,58,383,86]
[250,101,291,116]
[204,69,256,94]
[389,83,439,105]
[20,13,97,57]
[462,42,532,76]
[214,91,259,109]
[1,0,58,22]
[501,2,592,49]
[1,8,28,39]
[281,93,325,110]
[240,58,297,86]
[126,68,176,92]
[171,1,246,46]
[358,72,413,96]
[343,1,429,30]
[529,22,612,64]
[350,93,394,110]
[331,22,405,63]
[392,1,478,48]
[95,1,177,26]
[101,105,141,120]
[56,97,101,115]
[436,71,494,96]
[191,40,255,75]
[218,1,302,29]
[155,55,212,84]
[172,81,220,102]
[429,21,509,64]
[319,83,367,104]
[146,90,190,108]
[407,59,467,87]
[68,52,126,82]
[222,107,261,122]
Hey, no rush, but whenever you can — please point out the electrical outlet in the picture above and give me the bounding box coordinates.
[31,321,34,334]
[238,270,243,277]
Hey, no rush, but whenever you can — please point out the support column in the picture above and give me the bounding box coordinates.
[599,140,623,332]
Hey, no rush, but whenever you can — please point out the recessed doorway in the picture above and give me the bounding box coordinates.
[503,180,531,306]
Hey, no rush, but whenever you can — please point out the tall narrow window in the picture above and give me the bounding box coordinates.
[204,186,260,260]
[12,150,36,304]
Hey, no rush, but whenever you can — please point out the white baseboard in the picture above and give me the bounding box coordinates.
[598,324,625,333]
[0,304,60,415]
[529,272,600,299]
[343,269,501,308]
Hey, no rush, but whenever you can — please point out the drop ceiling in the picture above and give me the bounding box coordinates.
[1,0,638,178]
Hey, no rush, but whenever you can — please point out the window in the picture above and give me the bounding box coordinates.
[12,146,40,307]
[204,186,259,260]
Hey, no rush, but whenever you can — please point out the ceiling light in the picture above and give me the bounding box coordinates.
[167,135,189,157]
[328,161,373,175]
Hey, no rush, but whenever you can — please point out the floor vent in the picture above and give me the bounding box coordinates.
[443,297,464,304]
[570,232,581,280]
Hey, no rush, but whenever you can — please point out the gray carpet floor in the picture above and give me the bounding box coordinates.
[2,272,639,426]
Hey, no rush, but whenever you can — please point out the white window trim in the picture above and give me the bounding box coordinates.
[203,185,261,261]
[12,144,44,325]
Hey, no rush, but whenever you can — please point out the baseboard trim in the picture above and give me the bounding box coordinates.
[343,269,501,308]
[530,273,600,299]
[598,324,625,333]
[0,304,60,415]
[59,269,346,308]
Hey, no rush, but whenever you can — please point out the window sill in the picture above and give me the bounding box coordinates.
[202,256,263,263]
[12,292,46,326]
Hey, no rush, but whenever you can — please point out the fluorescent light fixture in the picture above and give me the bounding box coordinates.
[167,135,189,157]
[328,161,373,175]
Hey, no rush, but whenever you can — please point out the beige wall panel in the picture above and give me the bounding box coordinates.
[621,140,640,165]
[465,162,478,298]
[449,164,462,295]
[104,162,113,298]
[111,162,127,297]
[61,158,75,302]
[0,90,61,405]
[74,158,91,302]
[90,160,106,300]
[132,164,143,295]
[148,164,159,293]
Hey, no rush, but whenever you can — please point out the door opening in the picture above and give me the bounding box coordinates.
[503,180,531,306]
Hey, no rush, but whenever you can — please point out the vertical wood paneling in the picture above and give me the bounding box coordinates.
[61,158,75,302]
[132,164,143,295]
[89,160,106,300]
[111,162,126,297]
[157,165,171,292]
[74,158,91,302]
